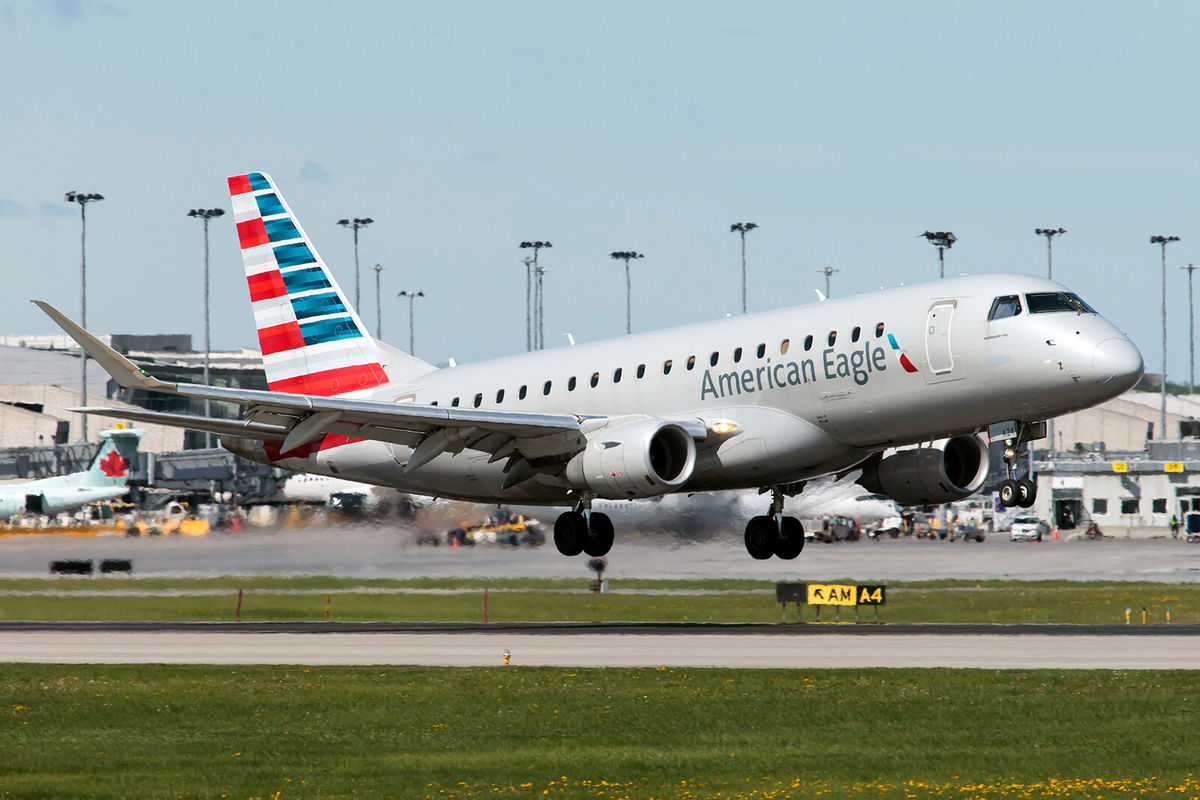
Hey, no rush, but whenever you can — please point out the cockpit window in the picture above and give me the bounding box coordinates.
[988,295,1022,320]
[1026,292,1096,315]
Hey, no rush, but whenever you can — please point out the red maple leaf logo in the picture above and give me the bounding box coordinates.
[98,450,129,478]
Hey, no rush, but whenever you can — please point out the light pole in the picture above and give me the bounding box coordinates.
[1182,264,1200,395]
[816,266,838,298]
[730,222,758,313]
[609,251,643,334]
[519,241,552,349]
[520,256,534,351]
[187,207,226,448]
[337,217,374,311]
[1035,228,1067,280]
[65,190,104,442]
[369,263,388,339]
[398,290,424,356]
[1151,235,1181,440]
[919,231,956,278]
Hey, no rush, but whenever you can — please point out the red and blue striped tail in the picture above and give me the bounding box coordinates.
[228,172,391,397]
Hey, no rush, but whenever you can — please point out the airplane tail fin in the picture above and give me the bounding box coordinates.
[85,427,142,488]
[227,172,434,397]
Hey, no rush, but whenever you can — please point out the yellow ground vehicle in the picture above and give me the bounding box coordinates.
[124,501,210,537]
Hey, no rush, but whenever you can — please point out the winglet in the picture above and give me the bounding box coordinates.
[32,300,176,392]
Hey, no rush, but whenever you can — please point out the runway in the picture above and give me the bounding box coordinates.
[2,622,1197,668]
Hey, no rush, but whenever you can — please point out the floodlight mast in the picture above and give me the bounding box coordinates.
[519,241,552,350]
[337,217,374,310]
[1181,263,1200,395]
[369,263,388,339]
[187,207,226,448]
[816,266,838,298]
[1151,235,1181,439]
[919,231,956,278]
[1035,227,1067,280]
[64,190,104,442]
[730,222,758,313]
[609,251,643,334]
[397,289,425,356]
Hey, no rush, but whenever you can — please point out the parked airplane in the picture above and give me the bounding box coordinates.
[0,428,142,517]
[35,172,1143,561]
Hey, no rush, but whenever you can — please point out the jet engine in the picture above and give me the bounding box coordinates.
[565,418,697,499]
[857,435,989,506]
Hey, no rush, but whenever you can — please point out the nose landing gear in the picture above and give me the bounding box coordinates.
[999,423,1041,509]
[743,486,806,560]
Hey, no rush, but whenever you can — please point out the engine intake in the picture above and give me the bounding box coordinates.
[858,435,989,506]
[566,419,697,499]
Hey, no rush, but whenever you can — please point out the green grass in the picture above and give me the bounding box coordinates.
[1,577,1198,624]
[2,665,1199,799]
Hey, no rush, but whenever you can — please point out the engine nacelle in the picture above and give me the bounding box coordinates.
[566,419,697,499]
[858,435,989,506]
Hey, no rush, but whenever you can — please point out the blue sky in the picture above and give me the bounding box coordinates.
[3,0,1199,378]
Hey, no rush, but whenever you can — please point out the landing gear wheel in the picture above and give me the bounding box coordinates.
[999,479,1019,507]
[584,512,615,557]
[775,516,805,560]
[553,511,587,556]
[1016,479,1037,508]
[744,515,778,560]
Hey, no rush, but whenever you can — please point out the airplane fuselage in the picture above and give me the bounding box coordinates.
[260,273,1141,504]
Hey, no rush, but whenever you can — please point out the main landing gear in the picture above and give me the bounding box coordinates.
[998,427,1038,509]
[553,502,614,558]
[743,487,806,560]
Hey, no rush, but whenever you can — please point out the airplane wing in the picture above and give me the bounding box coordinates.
[35,301,604,472]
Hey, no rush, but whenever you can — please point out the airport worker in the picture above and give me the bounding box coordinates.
[1170,515,1180,538]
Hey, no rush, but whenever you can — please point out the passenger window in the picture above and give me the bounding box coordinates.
[756,343,766,358]
[851,326,861,343]
[780,339,790,355]
[803,335,813,351]
[732,347,742,363]
[989,295,1022,320]
[473,393,482,408]
[827,331,837,346]
[687,355,696,371]
[590,372,600,388]
[567,376,576,391]
[519,385,527,400]
[636,364,646,379]
[496,389,505,403]
[451,397,460,407]
[613,367,623,383]
[710,352,719,367]
[663,360,673,375]
[431,400,439,406]
[543,380,552,396]
[875,323,885,338]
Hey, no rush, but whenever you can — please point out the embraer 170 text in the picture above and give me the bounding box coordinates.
[35,172,1144,560]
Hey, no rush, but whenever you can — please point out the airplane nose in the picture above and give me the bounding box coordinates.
[1092,337,1144,389]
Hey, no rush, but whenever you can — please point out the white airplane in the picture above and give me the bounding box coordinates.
[34,172,1143,561]
[0,428,141,517]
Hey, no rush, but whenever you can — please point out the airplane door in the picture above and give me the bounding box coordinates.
[924,301,957,382]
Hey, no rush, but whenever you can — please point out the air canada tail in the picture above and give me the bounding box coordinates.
[85,427,142,488]
[227,171,434,397]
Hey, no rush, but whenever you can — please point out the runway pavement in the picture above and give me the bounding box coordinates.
[1,622,1197,668]
[2,524,1200,581]
[2,627,1197,668]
